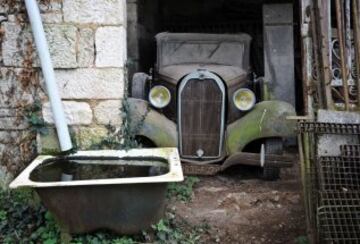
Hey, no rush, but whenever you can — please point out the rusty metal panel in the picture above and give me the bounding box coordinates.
[180,78,223,158]
[263,4,295,107]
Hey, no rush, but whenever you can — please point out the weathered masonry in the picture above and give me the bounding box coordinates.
[0,0,127,188]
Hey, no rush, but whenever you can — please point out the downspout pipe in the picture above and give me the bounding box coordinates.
[24,0,73,151]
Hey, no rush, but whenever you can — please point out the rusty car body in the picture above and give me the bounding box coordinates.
[129,32,296,180]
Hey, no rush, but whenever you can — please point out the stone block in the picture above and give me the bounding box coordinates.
[75,126,109,149]
[41,12,63,24]
[78,28,95,67]
[39,1,62,12]
[0,117,28,130]
[37,127,61,154]
[37,126,109,153]
[53,68,124,99]
[96,26,127,68]
[63,0,126,25]
[42,101,93,125]
[0,68,39,108]
[94,100,122,125]
[2,22,77,68]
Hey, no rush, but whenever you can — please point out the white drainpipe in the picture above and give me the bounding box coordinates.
[24,0,73,151]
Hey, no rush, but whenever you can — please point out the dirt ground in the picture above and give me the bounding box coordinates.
[170,163,306,244]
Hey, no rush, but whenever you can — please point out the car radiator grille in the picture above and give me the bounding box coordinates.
[179,78,224,158]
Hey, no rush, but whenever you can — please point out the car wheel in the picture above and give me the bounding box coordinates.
[131,72,149,100]
[262,138,283,181]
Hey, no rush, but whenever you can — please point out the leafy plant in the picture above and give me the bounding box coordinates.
[167,177,200,202]
[295,235,310,244]
[151,216,204,244]
[0,189,46,243]
[71,233,135,244]
[24,99,48,135]
[90,66,150,151]
[30,212,60,244]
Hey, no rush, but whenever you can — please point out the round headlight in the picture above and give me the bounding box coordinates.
[233,88,256,111]
[149,85,171,109]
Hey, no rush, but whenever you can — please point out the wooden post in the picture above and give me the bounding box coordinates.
[335,0,351,110]
[317,0,334,110]
[352,0,360,108]
[310,1,325,108]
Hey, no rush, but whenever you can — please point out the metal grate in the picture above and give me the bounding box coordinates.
[319,191,360,207]
[341,144,360,157]
[298,121,360,243]
[298,122,360,135]
[318,156,360,191]
[318,205,360,244]
[182,163,221,176]
[317,157,360,243]
[180,78,224,158]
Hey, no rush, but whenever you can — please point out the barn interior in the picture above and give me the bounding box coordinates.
[127,0,304,112]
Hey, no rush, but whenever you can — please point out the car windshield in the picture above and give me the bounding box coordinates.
[156,33,251,70]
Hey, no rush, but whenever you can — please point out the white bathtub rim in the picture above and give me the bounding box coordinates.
[10,148,184,189]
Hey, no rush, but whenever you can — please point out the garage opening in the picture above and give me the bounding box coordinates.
[127,0,303,112]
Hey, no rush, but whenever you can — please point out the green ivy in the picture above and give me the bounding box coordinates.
[24,99,48,136]
[90,66,149,151]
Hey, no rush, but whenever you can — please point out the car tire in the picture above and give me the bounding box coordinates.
[131,72,149,100]
[262,138,283,181]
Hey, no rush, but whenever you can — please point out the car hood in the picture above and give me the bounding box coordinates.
[158,64,248,86]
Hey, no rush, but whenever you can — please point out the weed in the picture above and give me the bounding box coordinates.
[71,233,135,244]
[151,211,207,244]
[167,176,200,202]
[24,99,48,135]
[89,66,149,151]
[295,235,310,244]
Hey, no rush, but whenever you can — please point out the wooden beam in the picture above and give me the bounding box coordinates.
[335,0,351,110]
[352,0,360,108]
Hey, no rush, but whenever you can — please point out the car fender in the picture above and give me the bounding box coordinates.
[128,98,178,147]
[226,100,296,155]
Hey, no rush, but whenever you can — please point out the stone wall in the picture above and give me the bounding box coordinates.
[0,0,127,188]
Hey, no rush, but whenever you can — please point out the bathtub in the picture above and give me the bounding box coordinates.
[10,148,183,234]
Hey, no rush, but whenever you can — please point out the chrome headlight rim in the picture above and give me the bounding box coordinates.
[149,85,171,109]
[233,88,256,111]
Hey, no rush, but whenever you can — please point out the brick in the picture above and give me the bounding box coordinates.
[0,68,39,108]
[2,22,77,68]
[94,100,122,125]
[63,0,126,25]
[53,68,124,99]
[96,26,127,68]
[42,101,93,125]
[78,28,95,67]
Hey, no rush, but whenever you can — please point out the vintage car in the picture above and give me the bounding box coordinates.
[128,32,296,180]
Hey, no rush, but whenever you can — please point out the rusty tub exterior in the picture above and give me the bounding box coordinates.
[10,148,183,234]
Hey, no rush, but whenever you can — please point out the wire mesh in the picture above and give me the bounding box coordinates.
[318,156,360,191]
[319,191,360,208]
[318,205,360,244]
[341,144,360,157]
[298,122,360,243]
[298,122,360,135]
[317,156,360,243]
